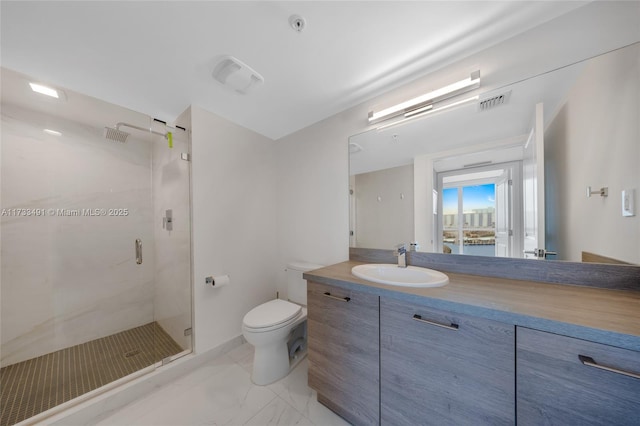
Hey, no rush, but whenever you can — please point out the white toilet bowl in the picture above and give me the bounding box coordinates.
[242,299,307,385]
[242,262,322,385]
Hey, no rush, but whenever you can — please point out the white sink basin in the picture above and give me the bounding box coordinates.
[351,264,449,288]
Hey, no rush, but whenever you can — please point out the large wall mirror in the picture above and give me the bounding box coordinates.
[349,42,639,265]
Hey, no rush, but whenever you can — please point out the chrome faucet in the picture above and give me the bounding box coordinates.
[394,243,407,268]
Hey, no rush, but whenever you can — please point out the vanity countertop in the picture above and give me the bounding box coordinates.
[304,261,640,351]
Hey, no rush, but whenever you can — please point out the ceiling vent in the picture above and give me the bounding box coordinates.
[212,56,264,95]
[478,90,511,111]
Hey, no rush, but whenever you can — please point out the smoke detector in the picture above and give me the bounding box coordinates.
[289,15,306,32]
[212,56,264,94]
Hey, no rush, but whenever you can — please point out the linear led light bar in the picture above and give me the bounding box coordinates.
[368,70,480,123]
[29,82,59,98]
[43,129,62,136]
[376,95,479,131]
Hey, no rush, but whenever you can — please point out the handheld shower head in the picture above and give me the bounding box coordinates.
[104,127,130,143]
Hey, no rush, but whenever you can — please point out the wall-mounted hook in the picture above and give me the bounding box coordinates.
[586,186,608,197]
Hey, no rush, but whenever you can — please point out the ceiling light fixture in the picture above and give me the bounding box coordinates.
[368,70,480,124]
[29,82,59,98]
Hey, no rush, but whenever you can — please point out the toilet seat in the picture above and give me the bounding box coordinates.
[243,299,302,332]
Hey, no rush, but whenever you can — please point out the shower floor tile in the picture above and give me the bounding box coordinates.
[0,322,183,426]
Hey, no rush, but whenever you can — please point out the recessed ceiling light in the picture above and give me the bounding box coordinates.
[43,129,62,136]
[29,82,59,98]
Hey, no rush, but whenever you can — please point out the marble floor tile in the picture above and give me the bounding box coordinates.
[226,342,254,375]
[97,344,349,426]
[171,353,237,387]
[95,383,183,426]
[96,354,239,425]
[269,359,350,426]
[244,397,314,426]
[130,364,277,426]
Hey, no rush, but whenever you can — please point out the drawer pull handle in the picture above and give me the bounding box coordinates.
[412,314,459,331]
[323,292,351,302]
[578,355,640,380]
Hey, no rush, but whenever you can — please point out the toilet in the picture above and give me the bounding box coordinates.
[242,262,322,385]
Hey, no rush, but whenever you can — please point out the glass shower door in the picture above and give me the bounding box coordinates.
[0,68,191,426]
[150,119,193,362]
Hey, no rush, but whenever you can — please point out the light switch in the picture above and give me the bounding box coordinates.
[622,189,635,217]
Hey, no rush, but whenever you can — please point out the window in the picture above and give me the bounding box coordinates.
[442,184,496,255]
[437,162,522,257]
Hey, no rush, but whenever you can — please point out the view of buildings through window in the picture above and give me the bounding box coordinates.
[442,183,496,256]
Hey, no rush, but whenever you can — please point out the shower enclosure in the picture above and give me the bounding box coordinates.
[0,68,192,426]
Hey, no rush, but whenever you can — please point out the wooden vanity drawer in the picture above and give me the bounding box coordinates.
[380,297,515,426]
[307,281,379,425]
[517,327,640,425]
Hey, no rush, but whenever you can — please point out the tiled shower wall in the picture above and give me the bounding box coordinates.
[0,103,156,367]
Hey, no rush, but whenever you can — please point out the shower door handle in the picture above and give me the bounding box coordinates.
[135,239,143,264]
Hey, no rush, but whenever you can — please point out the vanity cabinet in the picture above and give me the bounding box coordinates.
[307,281,380,425]
[380,297,515,426]
[517,327,640,425]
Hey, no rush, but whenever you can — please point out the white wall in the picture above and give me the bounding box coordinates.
[545,44,640,263]
[275,107,360,297]
[191,106,278,354]
[275,2,639,272]
[354,165,414,249]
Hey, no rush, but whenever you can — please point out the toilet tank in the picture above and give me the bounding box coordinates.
[286,262,323,306]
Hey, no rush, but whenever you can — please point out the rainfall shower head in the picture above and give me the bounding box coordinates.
[104,127,130,143]
[104,122,185,147]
